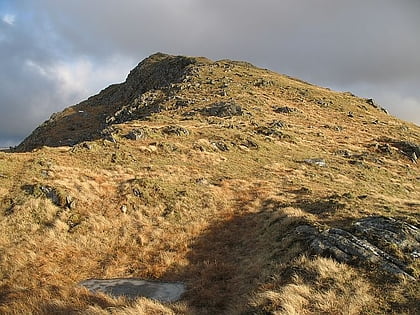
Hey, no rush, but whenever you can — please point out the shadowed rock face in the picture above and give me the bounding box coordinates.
[79,278,186,302]
[14,53,210,152]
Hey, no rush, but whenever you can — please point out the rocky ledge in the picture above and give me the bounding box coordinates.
[296,216,419,280]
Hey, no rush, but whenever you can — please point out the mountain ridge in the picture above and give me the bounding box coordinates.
[15,52,393,152]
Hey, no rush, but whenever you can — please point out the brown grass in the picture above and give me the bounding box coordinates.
[0,56,419,313]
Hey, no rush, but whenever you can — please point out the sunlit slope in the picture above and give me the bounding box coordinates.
[0,53,418,314]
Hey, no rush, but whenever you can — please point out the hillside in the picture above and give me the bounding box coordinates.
[0,53,419,314]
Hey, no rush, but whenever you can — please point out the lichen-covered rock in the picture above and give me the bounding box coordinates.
[392,140,419,162]
[161,125,190,136]
[274,106,299,114]
[353,216,420,259]
[295,216,419,280]
[125,128,148,140]
[202,101,243,117]
[22,184,64,206]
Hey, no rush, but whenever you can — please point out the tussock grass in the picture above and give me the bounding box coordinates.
[0,55,419,313]
[250,256,374,314]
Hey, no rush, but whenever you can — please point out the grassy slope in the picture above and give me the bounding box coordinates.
[0,57,419,314]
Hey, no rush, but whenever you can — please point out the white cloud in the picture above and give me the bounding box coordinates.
[2,14,15,26]
[1,0,420,146]
[24,55,136,116]
[376,93,420,126]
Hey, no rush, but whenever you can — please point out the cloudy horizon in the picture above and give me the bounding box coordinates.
[1,0,419,147]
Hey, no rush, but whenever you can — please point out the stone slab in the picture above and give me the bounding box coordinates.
[80,278,186,302]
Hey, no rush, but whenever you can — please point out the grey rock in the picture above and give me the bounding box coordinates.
[311,228,414,279]
[212,141,229,151]
[202,101,243,117]
[125,129,147,140]
[353,216,420,258]
[162,125,190,136]
[335,150,352,158]
[366,98,389,114]
[366,98,379,107]
[274,106,299,114]
[80,278,186,302]
[195,178,209,185]
[82,142,92,150]
[392,140,420,161]
[239,139,259,150]
[296,216,419,280]
[22,184,62,206]
[65,196,77,209]
[377,143,392,154]
[253,79,274,87]
[255,121,285,138]
[303,158,326,167]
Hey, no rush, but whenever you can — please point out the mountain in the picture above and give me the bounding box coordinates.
[1,53,419,314]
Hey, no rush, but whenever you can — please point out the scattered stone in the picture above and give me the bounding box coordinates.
[349,160,364,167]
[377,143,392,154]
[111,153,117,163]
[162,125,190,136]
[255,126,283,137]
[335,149,352,158]
[303,158,326,167]
[121,205,128,214]
[65,196,77,209]
[195,178,209,185]
[175,98,194,108]
[366,98,378,107]
[366,98,389,114]
[212,141,229,151]
[274,106,299,114]
[133,188,142,197]
[239,139,259,150]
[291,187,312,195]
[348,112,354,118]
[253,78,274,87]
[82,142,92,150]
[315,99,333,107]
[391,140,420,162]
[80,278,186,302]
[101,127,119,143]
[255,121,286,138]
[202,101,243,117]
[125,129,147,140]
[22,184,63,206]
[269,120,286,128]
[411,152,418,163]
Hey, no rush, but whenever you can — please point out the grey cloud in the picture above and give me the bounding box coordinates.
[1,0,419,146]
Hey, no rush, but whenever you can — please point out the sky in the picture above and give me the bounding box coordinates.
[1,0,419,147]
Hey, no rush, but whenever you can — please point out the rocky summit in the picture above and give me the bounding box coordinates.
[1,53,419,314]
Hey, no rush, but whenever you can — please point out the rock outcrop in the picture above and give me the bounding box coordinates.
[14,53,210,152]
[296,216,419,279]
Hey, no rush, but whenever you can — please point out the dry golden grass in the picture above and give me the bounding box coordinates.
[0,55,419,313]
[250,256,374,314]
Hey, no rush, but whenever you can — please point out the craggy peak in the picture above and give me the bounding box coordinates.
[0,53,419,314]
